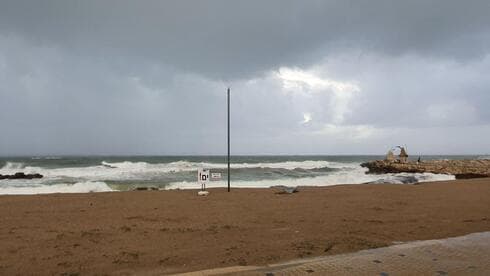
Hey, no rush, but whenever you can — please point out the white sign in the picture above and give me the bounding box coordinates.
[198,168,210,183]
[211,172,222,180]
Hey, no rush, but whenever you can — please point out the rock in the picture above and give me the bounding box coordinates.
[11,172,26,179]
[0,172,44,180]
[455,173,489,179]
[197,190,209,196]
[23,173,43,179]
[272,185,299,194]
[365,175,419,184]
[361,160,490,178]
[134,187,159,191]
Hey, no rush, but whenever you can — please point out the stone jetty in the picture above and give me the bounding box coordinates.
[361,159,490,179]
[0,172,43,180]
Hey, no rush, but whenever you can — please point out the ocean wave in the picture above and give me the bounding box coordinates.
[0,160,355,181]
[31,157,62,160]
[0,166,455,194]
[1,162,25,170]
[164,171,455,189]
[101,160,357,170]
[0,181,113,195]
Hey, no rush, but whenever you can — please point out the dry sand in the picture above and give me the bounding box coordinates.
[0,178,489,275]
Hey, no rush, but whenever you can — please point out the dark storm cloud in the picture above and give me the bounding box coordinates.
[1,0,489,79]
[1,1,490,155]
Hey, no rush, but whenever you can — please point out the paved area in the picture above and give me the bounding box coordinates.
[180,232,490,276]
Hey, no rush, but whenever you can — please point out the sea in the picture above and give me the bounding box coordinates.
[0,155,483,195]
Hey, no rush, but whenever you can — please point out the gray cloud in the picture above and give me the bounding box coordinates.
[1,1,490,155]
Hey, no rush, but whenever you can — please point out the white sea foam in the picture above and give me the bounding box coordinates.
[102,160,356,170]
[1,162,25,170]
[0,181,113,195]
[0,159,456,194]
[165,170,455,190]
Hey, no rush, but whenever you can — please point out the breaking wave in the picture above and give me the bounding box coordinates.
[1,162,25,170]
[0,160,356,181]
[0,159,456,194]
[101,160,356,170]
[165,172,455,190]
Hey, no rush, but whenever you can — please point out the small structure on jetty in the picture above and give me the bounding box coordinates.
[385,146,408,163]
[385,150,395,162]
[399,147,408,163]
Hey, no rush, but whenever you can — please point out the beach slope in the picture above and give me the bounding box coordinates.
[0,179,489,275]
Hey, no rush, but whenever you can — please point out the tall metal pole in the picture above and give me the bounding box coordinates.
[227,88,231,192]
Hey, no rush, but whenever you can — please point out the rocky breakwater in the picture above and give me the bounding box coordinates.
[0,172,43,180]
[361,159,490,179]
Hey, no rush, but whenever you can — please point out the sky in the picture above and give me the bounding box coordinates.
[1,0,490,155]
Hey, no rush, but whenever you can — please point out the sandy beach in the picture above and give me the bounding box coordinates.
[0,178,489,275]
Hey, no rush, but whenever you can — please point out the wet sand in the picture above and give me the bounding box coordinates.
[0,178,489,275]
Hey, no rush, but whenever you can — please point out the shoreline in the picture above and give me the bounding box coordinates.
[0,178,489,274]
[0,171,456,195]
[0,156,460,194]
